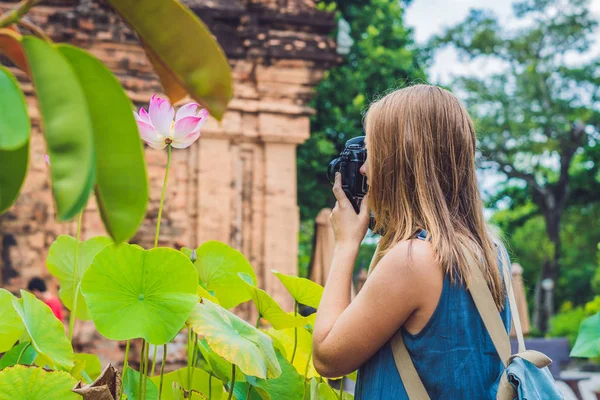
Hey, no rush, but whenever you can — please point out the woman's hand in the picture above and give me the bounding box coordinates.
[330,172,370,249]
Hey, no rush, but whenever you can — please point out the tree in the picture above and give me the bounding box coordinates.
[297,0,427,222]
[435,0,600,332]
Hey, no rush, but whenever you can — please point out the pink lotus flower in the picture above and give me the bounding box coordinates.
[134,95,209,150]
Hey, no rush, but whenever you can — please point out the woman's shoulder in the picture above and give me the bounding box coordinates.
[382,238,440,276]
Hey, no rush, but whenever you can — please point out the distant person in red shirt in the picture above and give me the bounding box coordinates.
[27,277,63,321]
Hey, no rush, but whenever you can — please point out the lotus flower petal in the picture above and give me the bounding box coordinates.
[136,107,152,125]
[175,102,200,122]
[137,121,166,150]
[171,131,201,149]
[173,116,203,139]
[148,94,174,136]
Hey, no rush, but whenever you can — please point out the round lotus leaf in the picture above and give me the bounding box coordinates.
[188,300,281,379]
[12,290,74,370]
[0,365,79,399]
[239,273,306,330]
[46,235,112,320]
[0,289,24,352]
[80,243,198,344]
[271,270,323,309]
[181,241,257,309]
[267,326,317,378]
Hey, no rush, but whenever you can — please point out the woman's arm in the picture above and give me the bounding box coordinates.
[312,174,440,377]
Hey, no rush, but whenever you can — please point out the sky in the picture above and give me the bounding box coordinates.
[402,0,600,204]
[404,0,600,85]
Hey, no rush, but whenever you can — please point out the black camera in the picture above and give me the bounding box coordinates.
[327,136,368,213]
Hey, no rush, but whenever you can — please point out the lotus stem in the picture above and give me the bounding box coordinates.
[303,353,312,398]
[291,302,299,363]
[154,145,172,248]
[338,376,345,399]
[227,365,236,400]
[143,341,150,399]
[255,315,261,328]
[209,374,213,400]
[0,0,43,29]
[68,211,84,342]
[150,345,157,377]
[246,384,252,399]
[120,340,131,399]
[155,144,172,397]
[17,18,52,42]
[187,328,193,386]
[190,333,199,386]
[159,344,167,400]
[139,339,146,399]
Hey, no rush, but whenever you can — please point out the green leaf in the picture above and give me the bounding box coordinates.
[106,0,233,119]
[12,291,74,370]
[571,312,600,358]
[182,242,257,309]
[57,45,149,243]
[198,339,233,383]
[0,141,28,215]
[0,365,79,400]
[150,367,227,400]
[22,36,95,221]
[0,342,37,370]
[187,300,281,379]
[80,243,198,344]
[0,289,24,352]
[72,353,102,382]
[233,381,270,400]
[197,286,220,305]
[271,270,324,310]
[46,235,112,320]
[123,367,159,400]
[267,326,317,378]
[239,273,307,330]
[0,65,29,150]
[248,351,304,400]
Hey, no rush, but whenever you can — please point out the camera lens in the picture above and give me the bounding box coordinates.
[327,158,341,184]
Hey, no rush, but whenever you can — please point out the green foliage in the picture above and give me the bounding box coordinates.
[0,139,28,215]
[22,36,96,221]
[0,65,29,150]
[57,45,149,243]
[239,272,307,329]
[272,270,324,309]
[0,365,79,400]
[571,312,600,358]
[80,244,198,344]
[298,0,427,221]
[106,0,233,120]
[150,367,227,400]
[123,367,159,400]
[187,300,281,379]
[548,301,588,346]
[0,289,24,353]
[0,342,36,370]
[12,290,74,371]
[46,235,112,320]
[182,242,257,309]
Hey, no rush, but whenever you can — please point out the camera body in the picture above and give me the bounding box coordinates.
[327,135,368,213]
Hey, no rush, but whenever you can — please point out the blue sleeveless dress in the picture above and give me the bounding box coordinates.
[354,239,511,399]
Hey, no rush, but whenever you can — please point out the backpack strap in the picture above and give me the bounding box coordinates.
[390,243,524,399]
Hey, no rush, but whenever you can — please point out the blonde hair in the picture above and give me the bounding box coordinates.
[366,84,505,308]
